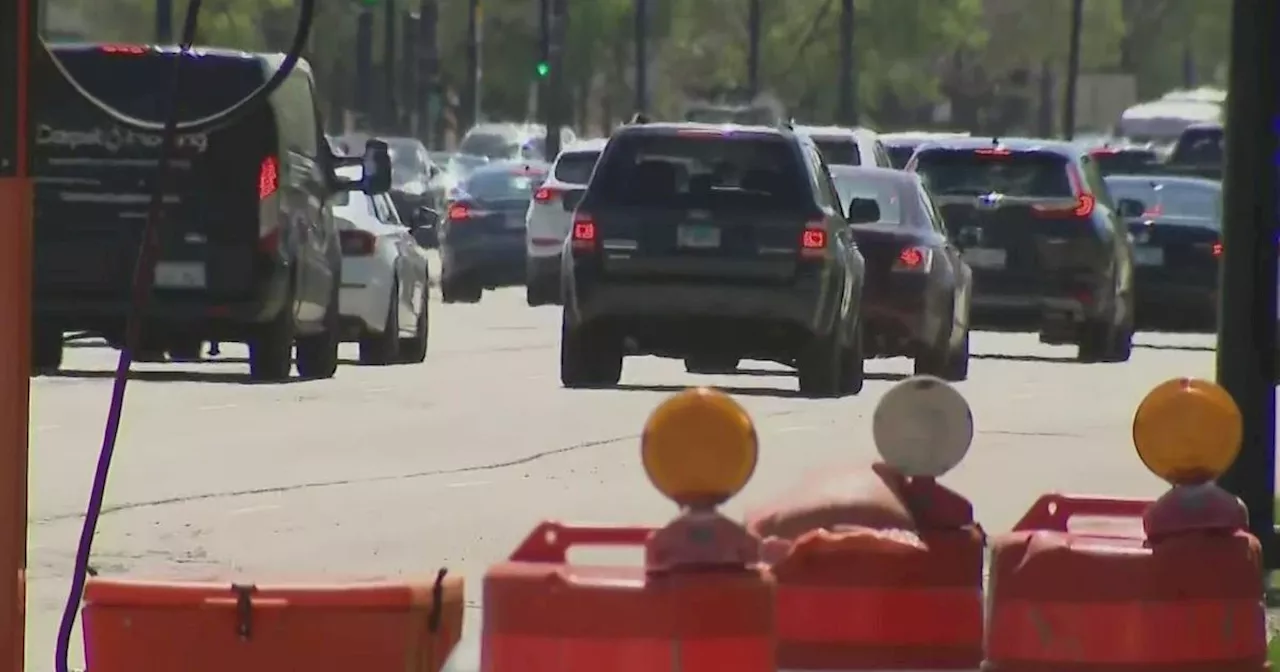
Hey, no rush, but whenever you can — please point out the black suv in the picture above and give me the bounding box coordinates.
[560,121,867,397]
[907,137,1135,362]
[31,44,391,381]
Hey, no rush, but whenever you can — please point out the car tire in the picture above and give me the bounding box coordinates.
[442,276,483,304]
[1075,318,1111,362]
[398,289,429,364]
[840,319,866,395]
[560,313,623,388]
[797,329,842,398]
[1101,296,1134,363]
[684,356,740,374]
[359,287,400,366]
[915,327,970,382]
[295,282,342,380]
[32,323,63,375]
[167,338,203,362]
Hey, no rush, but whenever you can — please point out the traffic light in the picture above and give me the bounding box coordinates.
[536,61,550,77]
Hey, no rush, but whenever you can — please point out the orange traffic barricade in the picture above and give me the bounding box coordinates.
[82,570,465,672]
[757,376,985,671]
[480,387,775,672]
[986,378,1268,672]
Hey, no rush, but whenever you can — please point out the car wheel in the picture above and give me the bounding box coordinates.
[840,319,866,395]
[442,276,483,304]
[559,313,623,388]
[797,329,842,398]
[1075,318,1111,363]
[32,323,63,375]
[684,356,740,374]
[167,338,204,362]
[295,282,341,380]
[249,289,296,382]
[398,289,429,364]
[915,326,970,382]
[359,286,400,365]
[1101,295,1134,363]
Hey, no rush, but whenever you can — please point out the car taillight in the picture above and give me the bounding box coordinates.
[447,203,472,221]
[1032,163,1094,218]
[570,212,597,252]
[339,230,376,256]
[101,44,147,55]
[1213,242,1223,257]
[259,156,279,200]
[892,246,932,272]
[533,187,561,203]
[800,223,827,259]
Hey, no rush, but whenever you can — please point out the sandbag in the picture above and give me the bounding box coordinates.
[745,463,915,543]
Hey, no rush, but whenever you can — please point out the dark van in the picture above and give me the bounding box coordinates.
[31,44,384,381]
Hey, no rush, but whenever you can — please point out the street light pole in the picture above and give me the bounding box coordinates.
[837,0,856,126]
[1061,0,1083,139]
[156,0,173,42]
[465,0,482,129]
[634,0,647,114]
[746,0,760,98]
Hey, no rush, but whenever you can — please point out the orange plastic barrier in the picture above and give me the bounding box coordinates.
[987,493,1267,672]
[82,572,464,672]
[769,476,984,671]
[482,521,775,672]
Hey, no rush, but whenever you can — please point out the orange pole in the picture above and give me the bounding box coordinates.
[0,0,33,668]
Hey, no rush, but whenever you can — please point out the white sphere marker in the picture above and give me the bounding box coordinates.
[872,375,973,478]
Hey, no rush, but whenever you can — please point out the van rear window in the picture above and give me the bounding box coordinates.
[591,133,807,209]
[912,149,1073,198]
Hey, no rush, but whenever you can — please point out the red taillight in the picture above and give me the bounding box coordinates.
[801,228,826,249]
[102,44,147,55]
[893,246,931,272]
[975,148,1011,156]
[339,230,376,256]
[447,203,472,221]
[1213,242,1223,257]
[259,156,279,200]
[1033,163,1094,217]
[1143,204,1164,217]
[1073,193,1096,217]
[533,187,560,203]
[570,212,597,252]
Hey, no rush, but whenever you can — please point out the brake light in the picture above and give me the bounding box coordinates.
[1090,148,1118,156]
[1073,193,1096,217]
[1213,242,1223,258]
[892,246,932,272]
[1143,204,1163,217]
[259,156,279,200]
[101,44,147,55]
[975,148,1011,156]
[570,212,596,252]
[800,225,826,260]
[533,187,560,203]
[447,203,472,220]
[1032,163,1094,217]
[339,230,376,256]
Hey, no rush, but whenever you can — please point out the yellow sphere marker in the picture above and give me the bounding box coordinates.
[642,387,758,507]
[873,375,973,478]
[1132,377,1242,485]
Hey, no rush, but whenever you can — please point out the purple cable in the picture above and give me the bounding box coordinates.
[53,5,204,671]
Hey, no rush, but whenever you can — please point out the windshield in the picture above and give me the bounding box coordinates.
[463,168,545,201]
[813,139,860,166]
[388,145,425,184]
[913,150,1073,198]
[459,130,520,160]
[1170,127,1224,165]
[1104,178,1222,223]
[830,171,904,225]
[445,154,489,179]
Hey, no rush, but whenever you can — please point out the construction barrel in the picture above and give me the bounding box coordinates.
[480,387,775,672]
[752,376,985,671]
[986,378,1268,672]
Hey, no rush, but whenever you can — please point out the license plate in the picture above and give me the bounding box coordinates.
[962,247,1006,269]
[154,261,206,288]
[505,213,526,229]
[677,224,720,249]
[1134,245,1164,266]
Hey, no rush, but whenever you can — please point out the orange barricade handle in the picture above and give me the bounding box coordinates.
[1012,493,1153,533]
[507,521,655,563]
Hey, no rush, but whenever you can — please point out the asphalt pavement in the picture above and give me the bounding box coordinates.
[25,285,1223,670]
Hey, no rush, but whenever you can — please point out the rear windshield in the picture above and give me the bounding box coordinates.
[1104,179,1221,223]
[1090,149,1159,175]
[463,168,545,201]
[830,173,904,225]
[912,150,1073,198]
[591,133,807,209]
[885,145,915,169]
[813,139,860,166]
[459,131,519,160]
[554,151,600,184]
[1170,128,1223,165]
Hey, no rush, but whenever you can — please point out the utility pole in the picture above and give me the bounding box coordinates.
[746,0,761,98]
[465,0,482,130]
[402,10,418,135]
[538,0,550,124]
[355,9,375,129]
[837,0,856,125]
[1061,0,1083,139]
[634,0,648,114]
[418,0,441,147]
[1216,0,1279,569]
[0,0,35,670]
[545,0,567,160]
[383,0,398,131]
[156,0,173,42]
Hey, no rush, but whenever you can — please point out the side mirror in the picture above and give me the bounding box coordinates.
[1116,198,1145,219]
[361,140,393,195]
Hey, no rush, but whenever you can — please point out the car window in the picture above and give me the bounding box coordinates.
[885,144,915,169]
[1104,178,1222,223]
[272,70,317,156]
[591,132,809,210]
[554,151,600,184]
[1171,127,1224,165]
[459,130,520,160]
[917,186,947,234]
[912,149,1073,198]
[813,138,860,166]
[830,171,905,226]
[464,168,546,201]
[807,147,842,212]
[379,194,404,225]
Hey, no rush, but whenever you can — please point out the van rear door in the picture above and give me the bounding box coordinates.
[32,44,274,301]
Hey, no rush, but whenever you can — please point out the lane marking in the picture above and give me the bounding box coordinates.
[197,403,238,411]
[446,480,491,489]
[228,505,281,516]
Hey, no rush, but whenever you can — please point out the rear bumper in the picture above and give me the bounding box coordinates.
[442,235,526,286]
[862,281,934,355]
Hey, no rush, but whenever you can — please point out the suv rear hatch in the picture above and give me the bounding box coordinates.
[33,44,274,300]
[911,148,1105,295]
[579,130,816,283]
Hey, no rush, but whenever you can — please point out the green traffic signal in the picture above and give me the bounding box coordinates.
[536,61,550,77]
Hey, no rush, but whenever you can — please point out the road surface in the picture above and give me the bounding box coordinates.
[25,287,1218,670]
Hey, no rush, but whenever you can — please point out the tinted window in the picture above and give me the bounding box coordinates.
[830,171,905,225]
[1171,127,1224,165]
[814,139,860,165]
[459,130,519,160]
[592,133,807,209]
[463,168,545,201]
[1104,178,1221,223]
[885,145,915,169]
[554,151,600,184]
[913,150,1073,198]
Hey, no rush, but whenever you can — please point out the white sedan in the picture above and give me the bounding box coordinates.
[334,167,432,365]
